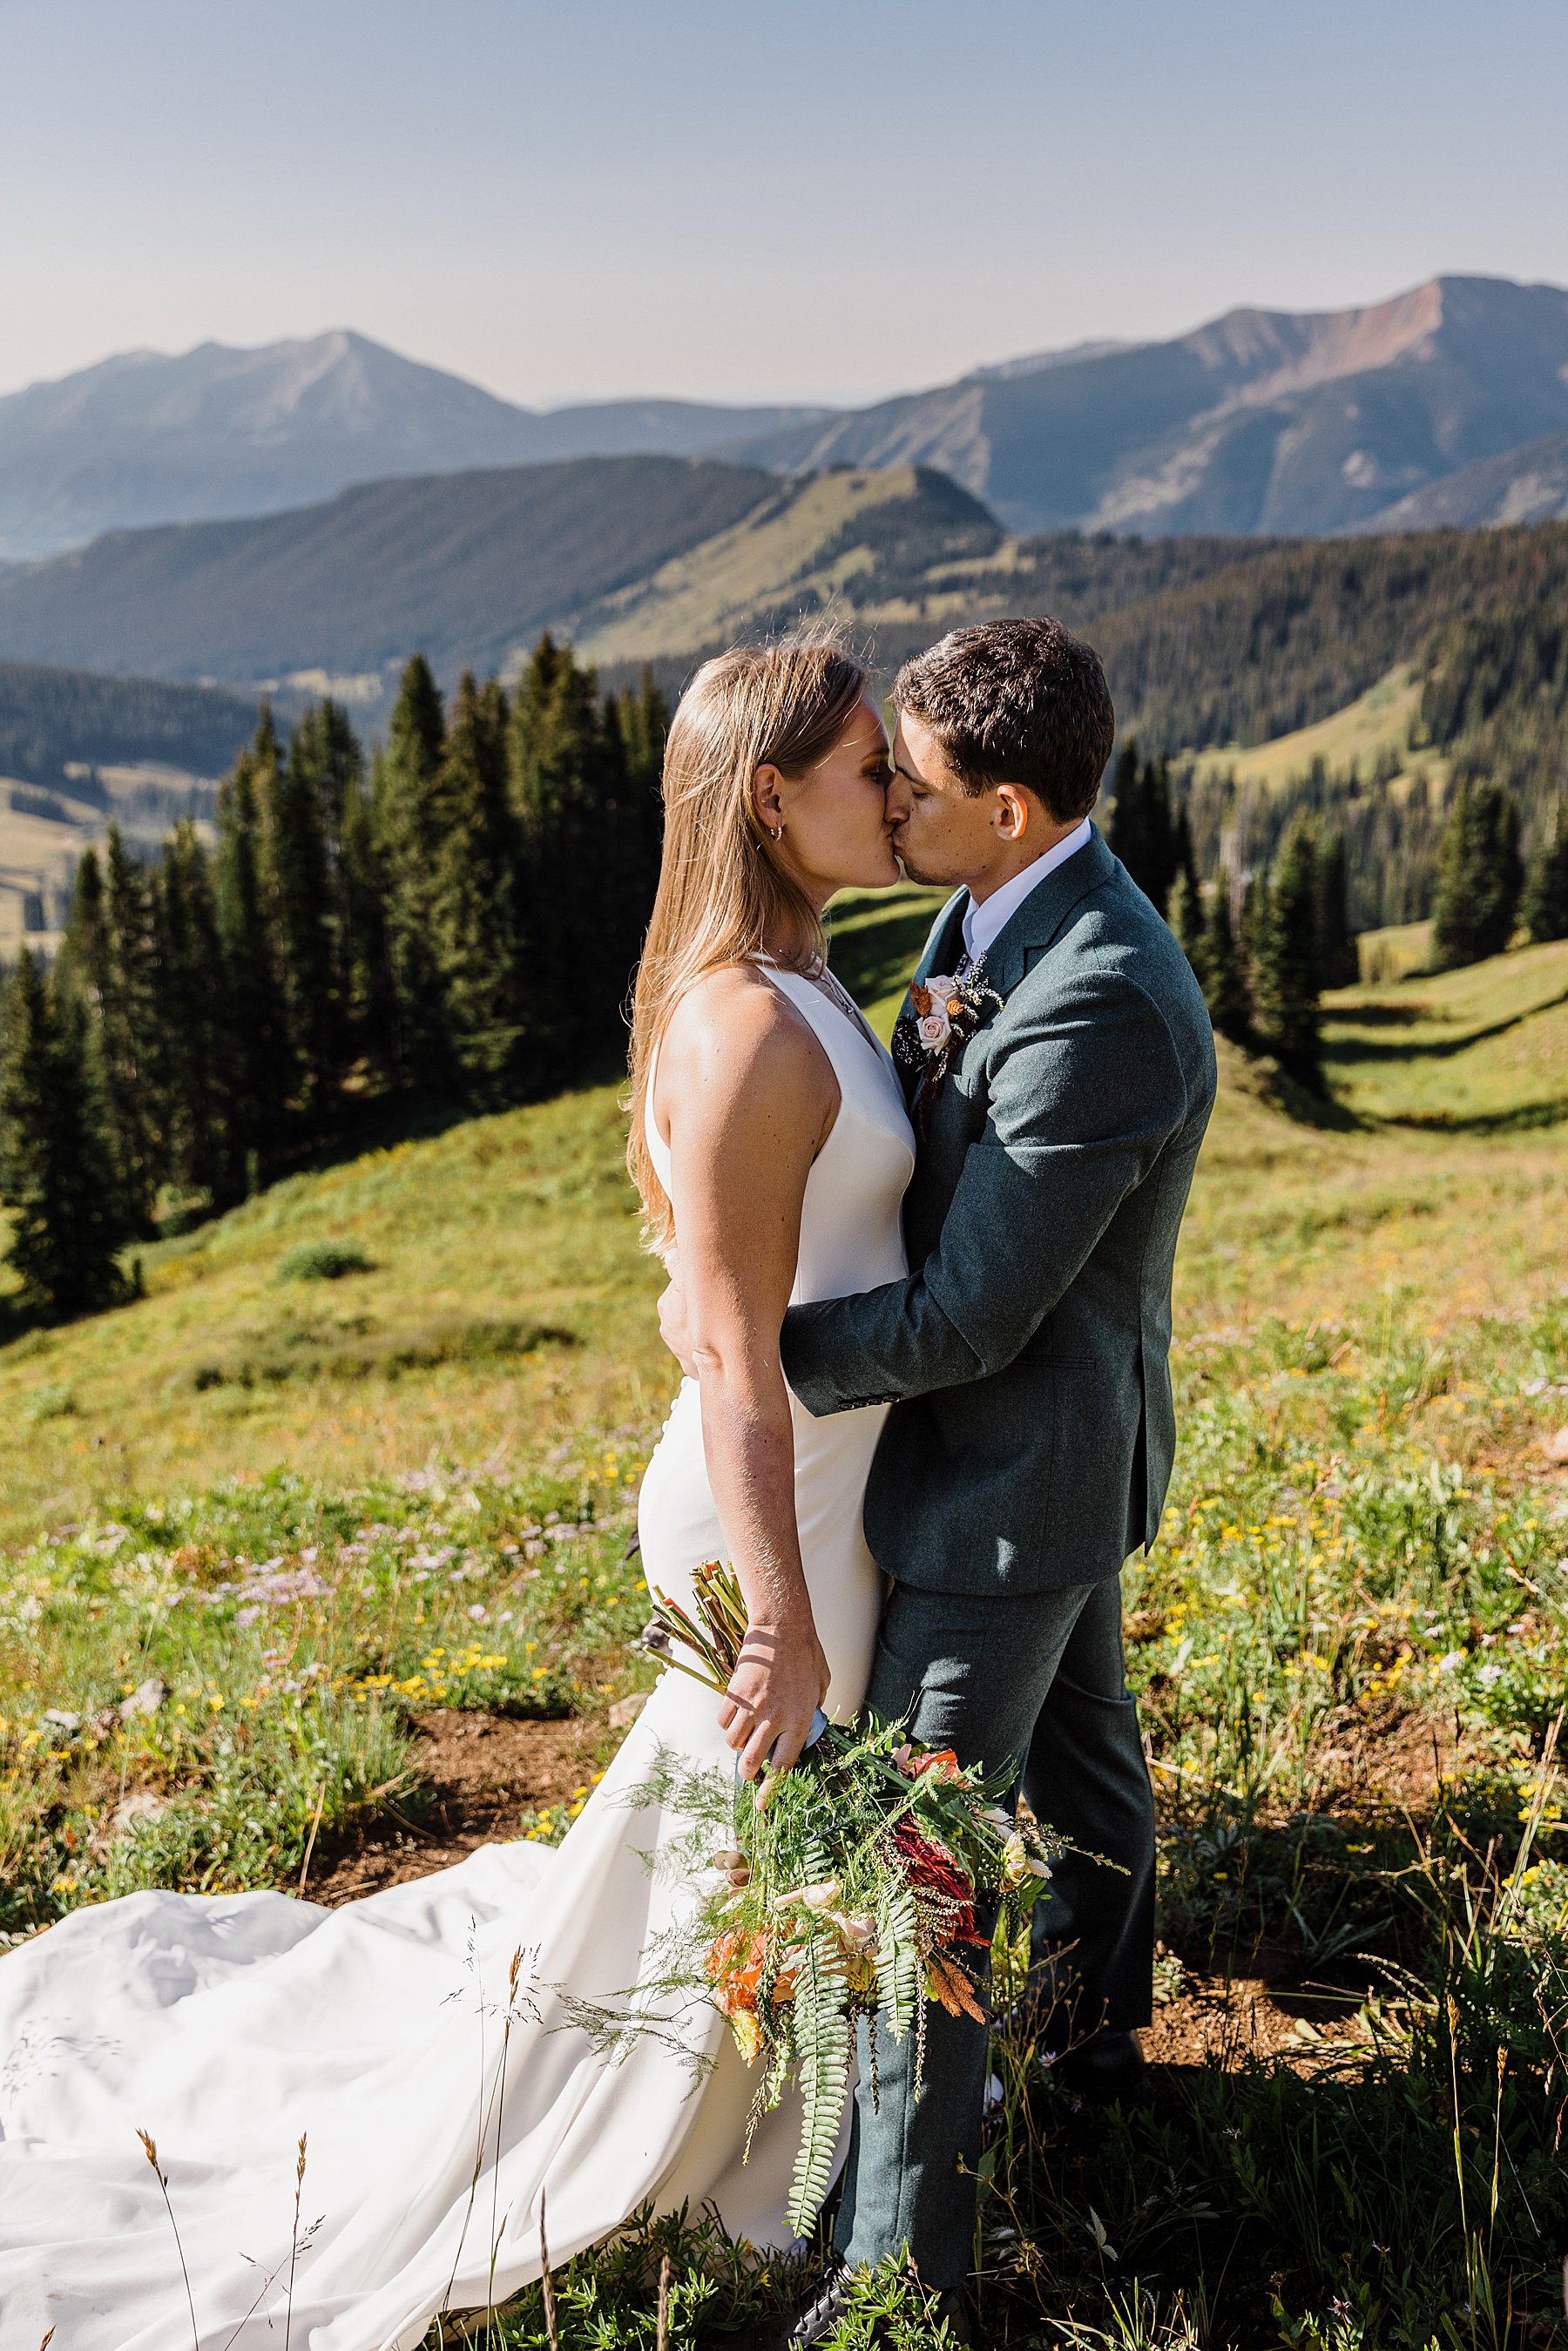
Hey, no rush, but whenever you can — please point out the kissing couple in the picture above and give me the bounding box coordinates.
[0,618,1215,2351]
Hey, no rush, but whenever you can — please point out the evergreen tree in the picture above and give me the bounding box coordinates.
[1431,779,1524,968]
[293,698,392,1071]
[509,634,612,1074]
[153,821,234,1206]
[337,753,398,1077]
[60,826,163,1232]
[0,951,131,1319]
[373,656,450,1085]
[1312,825,1360,990]
[216,720,291,1176]
[1166,868,1207,977]
[1521,803,1568,943]
[430,672,525,1099]
[1201,882,1251,1044]
[1254,819,1322,1084]
[264,706,340,1107]
[1171,802,1200,908]
[1106,743,1177,913]
[599,671,669,1012]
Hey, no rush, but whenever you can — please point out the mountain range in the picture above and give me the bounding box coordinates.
[0,332,828,561]
[5,276,1568,564]
[729,275,1568,536]
[0,456,779,686]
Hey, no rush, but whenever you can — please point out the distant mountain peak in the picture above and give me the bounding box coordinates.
[0,335,838,559]
[725,272,1568,539]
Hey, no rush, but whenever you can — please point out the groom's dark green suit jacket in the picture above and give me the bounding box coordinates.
[780,827,1216,1594]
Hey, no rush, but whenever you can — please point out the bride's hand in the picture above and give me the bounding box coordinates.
[718,1612,829,1792]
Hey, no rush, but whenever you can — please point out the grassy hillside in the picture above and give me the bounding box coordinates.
[3,914,1568,2343]
[1186,664,1425,791]
[1324,935,1568,1128]
[571,466,999,664]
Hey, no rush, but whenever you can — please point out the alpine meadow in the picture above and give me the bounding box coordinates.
[3,289,1568,2344]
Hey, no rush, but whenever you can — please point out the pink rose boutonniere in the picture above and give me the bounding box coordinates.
[894,965,1002,1098]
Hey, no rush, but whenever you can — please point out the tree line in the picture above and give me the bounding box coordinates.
[0,658,257,787]
[0,639,668,1322]
[1108,742,1568,1090]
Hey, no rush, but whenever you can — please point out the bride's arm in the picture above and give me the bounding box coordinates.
[655,967,840,1782]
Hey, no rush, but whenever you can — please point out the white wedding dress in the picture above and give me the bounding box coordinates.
[0,963,914,2350]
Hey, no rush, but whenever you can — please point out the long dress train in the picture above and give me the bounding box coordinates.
[0,963,914,2350]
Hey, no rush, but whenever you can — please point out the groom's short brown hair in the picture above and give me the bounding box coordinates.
[893,617,1115,821]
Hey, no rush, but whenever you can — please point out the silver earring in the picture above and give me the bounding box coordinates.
[769,824,783,841]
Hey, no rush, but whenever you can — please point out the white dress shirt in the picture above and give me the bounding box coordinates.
[960,816,1092,963]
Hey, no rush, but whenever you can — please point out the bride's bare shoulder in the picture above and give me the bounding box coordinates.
[659,963,832,1105]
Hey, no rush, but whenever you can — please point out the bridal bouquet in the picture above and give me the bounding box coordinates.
[636,1562,1062,2233]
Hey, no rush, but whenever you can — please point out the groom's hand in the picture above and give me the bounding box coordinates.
[719,1614,829,1792]
[657,1257,699,1378]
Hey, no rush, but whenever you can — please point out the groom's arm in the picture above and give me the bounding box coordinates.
[779,969,1189,1415]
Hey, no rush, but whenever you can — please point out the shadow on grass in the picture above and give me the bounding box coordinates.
[1324,985,1568,1065]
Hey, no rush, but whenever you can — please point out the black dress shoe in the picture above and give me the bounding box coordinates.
[1051,2027,1147,2104]
[783,2261,972,2346]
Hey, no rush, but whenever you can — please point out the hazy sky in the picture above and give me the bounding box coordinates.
[3,0,1565,410]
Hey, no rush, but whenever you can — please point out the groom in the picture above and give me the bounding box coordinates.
[771,618,1216,2338]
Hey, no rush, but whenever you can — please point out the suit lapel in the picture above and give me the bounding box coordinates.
[977,827,1116,1001]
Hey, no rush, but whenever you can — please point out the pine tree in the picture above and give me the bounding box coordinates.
[1166,868,1207,978]
[430,672,524,1099]
[264,707,340,1107]
[1312,826,1360,990]
[1201,882,1251,1043]
[59,827,163,1233]
[153,821,235,1207]
[1107,743,1177,914]
[293,698,392,1072]
[373,656,450,1085]
[1521,802,1568,943]
[599,671,669,1012]
[216,721,292,1177]
[337,753,398,1078]
[1254,820,1322,1084]
[1431,779,1524,968]
[0,951,131,1319]
[509,634,612,1076]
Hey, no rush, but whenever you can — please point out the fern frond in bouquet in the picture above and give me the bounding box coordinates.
[639,1563,1065,2234]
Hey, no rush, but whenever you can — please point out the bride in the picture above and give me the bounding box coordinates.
[0,639,916,2348]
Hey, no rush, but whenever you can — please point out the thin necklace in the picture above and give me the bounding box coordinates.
[754,950,882,1054]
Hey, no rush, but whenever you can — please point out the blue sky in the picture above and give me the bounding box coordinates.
[2,0,1565,408]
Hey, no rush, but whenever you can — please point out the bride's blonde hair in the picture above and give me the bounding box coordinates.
[627,636,869,1252]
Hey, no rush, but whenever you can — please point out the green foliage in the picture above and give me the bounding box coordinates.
[1106,743,1178,915]
[1521,801,1568,943]
[1199,886,1249,1044]
[431,672,525,1099]
[1252,821,1322,1083]
[1093,523,1568,764]
[3,643,669,1301]
[1431,778,1524,969]
[0,950,132,1321]
[1310,826,1358,990]
[274,1241,374,1282]
[0,657,254,785]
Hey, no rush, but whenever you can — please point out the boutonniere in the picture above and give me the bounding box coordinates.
[894,963,1002,1095]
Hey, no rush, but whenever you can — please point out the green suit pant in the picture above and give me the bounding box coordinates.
[833,1575,1156,2294]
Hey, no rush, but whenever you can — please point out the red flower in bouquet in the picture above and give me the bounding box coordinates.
[889,1814,987,1947]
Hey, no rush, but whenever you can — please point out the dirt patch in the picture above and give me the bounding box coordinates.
[306,1709,603,1906]
[1144,1970,1370,2073]
[1312,1700,1473,1813]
